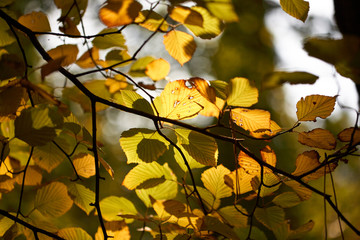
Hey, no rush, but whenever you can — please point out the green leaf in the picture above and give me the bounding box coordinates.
[120,128,169,164]
[234,226,267,240]
[118,90,154,115]
[135,163,177,207]
[58,227,92,240]
[100,196,138,223]
[218,205,248,228]
[254,206,285,230]
[263,71,318,89]
[122,161,171,190]
[185,6,224,39]
[272,192,301,208]
[105,49,132,67]
[0,216,14,236]
[34,182,73,218]
[174,129,218,169]
[128,56,155,77]
[67,182,95,215]
[92,28,127,50]
[227,77,258,107]
[252,173,281,197]
[15,105,64,146]
[209,80,229,100]
[32,138,69,173]
[0,19,15,47]
[201,165,232,200]
[183,186,220,210]
[280,0,309,22]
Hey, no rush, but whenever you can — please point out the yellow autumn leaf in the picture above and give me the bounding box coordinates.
[260,146,277,172]
[201,165,232,199]
[169,6,203,26]
[227,77,258,107]
[292,150,337,181]
[47,44,79,67]
[231,108,271,133]
[251,120,282,138]
[296,95,336,122]
[72,153,95,178]
[163,30,196,66]
[280,0,309,22]
[145,58,170,81]
[199,97,225,118]
[135,10,168,32]
[76,47,105,69]
[95,221,130,240]
[185,6,224,39]
[105,75,130,93]
[298,128,336,150]
[15,166,42,186]
[99,0,142,27]
[224,169,254,195]
[18,11,51,32]
[158,80,205,120]
[58,227,92,240]
[204,0,239,22]
[188,77,216,103]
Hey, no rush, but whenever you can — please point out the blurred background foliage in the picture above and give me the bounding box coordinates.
[1,0,360,239]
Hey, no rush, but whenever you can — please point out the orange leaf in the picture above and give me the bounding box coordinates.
[76,47,104,69]
[73,153,95,178]
[99,0,142,27]
[338,127,360,145]
[59,17,80,36]
[296,95,336,121]
[18,11,51,32]
[163,30,196,66]
[231,108,271,133]
[47,44,79,67]
[188,77,216,103]
[145,58,170,81]
[298,128,336,150]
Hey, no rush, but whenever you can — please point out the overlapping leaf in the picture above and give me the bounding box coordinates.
[58,227,92,240]
[129,56,154,77]
[0,216,14,236]
[231,108,271,133]
[201,165,232,200]
[296,95,336,121]
[163,30,196,66]
[224,169,254,195]
[272,192,301,208]
[135,10,168,32]
[54,0,87,25]
[95,221,130,240]
[47,44,79,67]
[99,0,142,27]
[254,206,285,230]
[120,128,169,163]
[116,90,153,114]
[76,47,105,69]
[285,180,312,200]
[15,166,42,186]
[0,86,25,120]
[298,128,336,150]
[169,6,203,26]
[218,205,248,228]
[227,77,258,107]
[145,58,170,81]
[92,28,127,49]
[338,127,360,145]
[34,182,73,218]
[15,105,63,146]
[174,128,218,170]
[203,0,238,22]
[67,182,95,215]
[72,153,95,178]
[100,196,138,222]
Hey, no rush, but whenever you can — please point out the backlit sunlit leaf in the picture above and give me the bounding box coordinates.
[105,75,130,93]
[0,216,14,236]
[18,11,51,32]
[58,227,92,240]
[254,206,285,230]
[285,180,312,200]
[67,182,95,215]
[15,166,42,186]
[92,28,127,49]
[47,44,79,67]
[72,153,95,178]
[129,56,155,77]
[184,186,220,210]
[99,0,142,27]
[135,10,168,32]
[298,128,336,150]
[34,182,73,218]
[169,6,203,26]
[227,77,258,107]
[203,0,238,22]
[175,128,218,168]
[201,165,232,200]
[224,169,254,195]
[15,105,63,146]
[158,80,204,120]
[280,0,309,22]
[105,49,132,67]
[272,192,301,208]
[122,161,171,190]
[185,6,224,39]
[251,120,282,138]
[231,108,271,133]
[117,90,153,114]
[296,95,336,122]
[100,196,137,223]
[163,30,196,66]
[120,128,169,164]
[95,221,130,240]
[145,58,170,81]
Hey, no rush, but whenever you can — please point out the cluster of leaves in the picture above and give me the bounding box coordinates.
[0,0,360,239]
